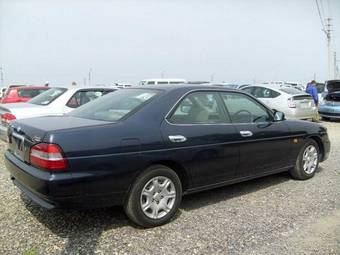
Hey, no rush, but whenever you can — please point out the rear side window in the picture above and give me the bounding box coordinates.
[221,92,271,123]
[66,90,112,108]
[169,91,228,124]
[252,87,280,98]
[242,87,254,94]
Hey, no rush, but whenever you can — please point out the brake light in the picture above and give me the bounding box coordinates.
[287,99,296,108]
[30,143,68,171]
[1,113,16,123]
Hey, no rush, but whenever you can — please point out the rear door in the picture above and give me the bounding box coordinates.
[161,91,239,188]
[220,91,291,177]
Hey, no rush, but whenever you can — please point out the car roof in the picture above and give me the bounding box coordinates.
[11,86,50,90]
[51,86,115,92]
[130,84,241,93]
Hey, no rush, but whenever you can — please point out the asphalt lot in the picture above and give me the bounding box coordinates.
[0,121,339,255]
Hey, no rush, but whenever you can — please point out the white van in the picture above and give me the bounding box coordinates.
[139,79,187,86]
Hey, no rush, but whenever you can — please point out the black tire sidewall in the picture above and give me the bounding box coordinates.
[125,165,182,228]
[297,139,320,179]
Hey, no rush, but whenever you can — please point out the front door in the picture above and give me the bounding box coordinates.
[161,91,239,188]
[220,92,291,177]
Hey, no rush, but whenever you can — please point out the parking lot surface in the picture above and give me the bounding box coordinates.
[0,121,339,255]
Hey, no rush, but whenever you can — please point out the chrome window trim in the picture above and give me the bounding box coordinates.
[164,89,275,126]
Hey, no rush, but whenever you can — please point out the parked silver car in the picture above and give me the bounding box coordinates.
[242,84,317,120]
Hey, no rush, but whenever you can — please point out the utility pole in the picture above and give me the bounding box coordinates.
[324,18,332,80]
[88,68,92,86]
[0,66,4,87]
[334,52,337,79]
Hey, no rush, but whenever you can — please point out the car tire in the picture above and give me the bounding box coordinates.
[290,139,320,180]
[124,165,182,228]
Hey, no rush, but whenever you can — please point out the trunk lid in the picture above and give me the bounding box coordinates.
[291,94,315,109]
[326,80,340,93]
[7,116,111,163]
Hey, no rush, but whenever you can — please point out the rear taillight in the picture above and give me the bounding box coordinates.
[287,98,296,108]
[30,143,68,171]
[1,113,16,124]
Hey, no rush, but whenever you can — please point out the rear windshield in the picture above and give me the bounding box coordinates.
[279,87,302,95]
[18,88,49,98]
[70,89,159,122]
[29,87,67,105]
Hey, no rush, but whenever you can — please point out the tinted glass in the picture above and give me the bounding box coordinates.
[242,87,254,94]
[279,87,302,95]
[66,90,112,108]
[29,87,67,105]
[221,92,271,123]
[18,88,48,98]
[70,89,159,122]
[169,92,227,124]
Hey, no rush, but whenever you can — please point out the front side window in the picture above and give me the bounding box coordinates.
[169,91,227,124]
[29,87,67,105]
[70,89,159,122]
[221,92,271,123]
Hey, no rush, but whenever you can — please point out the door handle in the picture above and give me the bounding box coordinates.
[240,130,253,137]
[169,135,187,143]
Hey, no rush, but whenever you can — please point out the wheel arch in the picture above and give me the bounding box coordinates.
[307,135,324,160]
[143,160,190,192]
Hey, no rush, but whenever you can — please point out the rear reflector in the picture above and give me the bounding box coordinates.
[1,113,16,124]
[30,143,68,171]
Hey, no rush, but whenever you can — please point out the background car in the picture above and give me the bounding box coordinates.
[0,87,115,141]
[139,78,187,85]
[4,85,330,228]
[318,80,340,120]
[1,86,50,104]
[242,84,317,120]
[211,83,247,90]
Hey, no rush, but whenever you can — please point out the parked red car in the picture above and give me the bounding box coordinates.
[1,86,50,104]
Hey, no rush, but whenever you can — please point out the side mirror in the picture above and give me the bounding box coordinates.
[273,110,285,121]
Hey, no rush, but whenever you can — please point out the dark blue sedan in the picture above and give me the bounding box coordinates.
[5,85,330,227]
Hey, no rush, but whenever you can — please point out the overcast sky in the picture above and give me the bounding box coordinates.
[0,0,339,87]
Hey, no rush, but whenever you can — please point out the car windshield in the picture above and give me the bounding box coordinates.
[279,87,301,95]
[70,89,159,122]
[29,87,67,105]
[316,83,325,93]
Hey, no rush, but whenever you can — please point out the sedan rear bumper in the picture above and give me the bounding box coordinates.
[5,151,126,209]
[318,104,340,119]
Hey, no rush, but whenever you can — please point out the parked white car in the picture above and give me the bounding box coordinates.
[242,84,317,120]
[0,87,115,141]
[139,78,187,85]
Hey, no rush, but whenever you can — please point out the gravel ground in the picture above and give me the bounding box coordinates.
[0,121,339,255]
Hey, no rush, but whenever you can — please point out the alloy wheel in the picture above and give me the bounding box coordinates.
[140,176,176,219]
[302,145,318,174]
